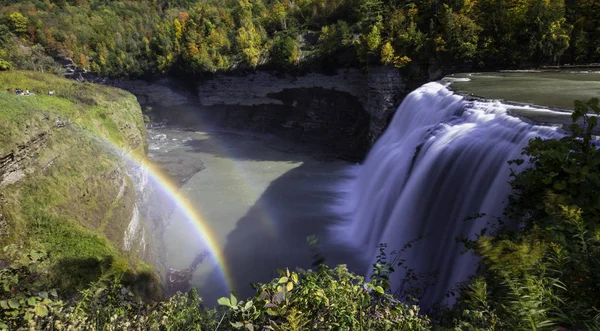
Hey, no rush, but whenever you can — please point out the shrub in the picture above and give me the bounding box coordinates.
[0,245,217,330]
[219,264,430,330]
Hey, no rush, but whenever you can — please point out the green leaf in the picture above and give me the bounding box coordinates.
[34,303,48,317]
[286,281,294,292]
[230,321,244,329]
[277,277,288,284]
[27,297,37,306]
[217,297,231,307]
[374,286,385,294]
[582,166,590,175]
[362,294,371,306]
[244,300,253,310]
[94,287,105,296]
[0,300,8,310]
[30,251,42,261]
[291,273,298,284]
[38,291,48,299]
[8,299,19,309]
[230,293,238,307]
[553,180,566,191]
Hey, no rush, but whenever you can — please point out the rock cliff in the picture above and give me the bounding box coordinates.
[112,66,407,160]
[0,71,160,294]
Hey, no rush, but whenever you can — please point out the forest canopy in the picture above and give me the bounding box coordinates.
[0,0,598,77]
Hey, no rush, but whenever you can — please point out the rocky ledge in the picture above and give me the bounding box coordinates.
[112,66,407,160]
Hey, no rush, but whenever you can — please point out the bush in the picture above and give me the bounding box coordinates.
[219,264,430,330]
[0,244,218,330]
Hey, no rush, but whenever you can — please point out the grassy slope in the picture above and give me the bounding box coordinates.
[0,71,160,296]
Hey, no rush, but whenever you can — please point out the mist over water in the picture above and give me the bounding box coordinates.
[146,129,362,304]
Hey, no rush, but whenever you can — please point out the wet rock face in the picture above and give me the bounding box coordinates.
[196,70,368,107]
[366,67,404,143]
[117,67,407,160]
[198,87,372,160]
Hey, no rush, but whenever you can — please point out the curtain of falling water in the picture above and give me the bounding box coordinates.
[335,82,561,308]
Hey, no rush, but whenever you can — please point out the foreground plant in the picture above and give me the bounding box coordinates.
[449,98,600,330]
[0,245,218,330]
[219,264,430,331]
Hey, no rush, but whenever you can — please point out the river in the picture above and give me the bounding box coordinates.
[146,128,363,303]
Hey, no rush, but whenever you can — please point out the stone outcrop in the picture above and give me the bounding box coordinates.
[0,132,49,187]
[114,66,408,160]
[365,67,404,142]
[112,78,193,108]
[195,70,368,107]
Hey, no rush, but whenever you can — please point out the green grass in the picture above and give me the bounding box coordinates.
[0,70,157,294]
[0,70,145,153]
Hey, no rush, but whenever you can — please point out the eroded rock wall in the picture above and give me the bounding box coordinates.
[114,66,407,160]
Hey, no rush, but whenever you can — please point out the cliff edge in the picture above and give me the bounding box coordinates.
[0,71,161,296]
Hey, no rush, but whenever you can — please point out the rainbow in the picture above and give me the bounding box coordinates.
[96,135,235,293]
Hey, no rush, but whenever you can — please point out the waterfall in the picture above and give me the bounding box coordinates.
[335,82,561,308]
[121,154,151,257]
[124,204,142,251]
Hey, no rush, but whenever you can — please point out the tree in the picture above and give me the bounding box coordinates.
[8,12,28,35]
[387,7,425,64]
[0,24,13,47]
[236,23,262,67]
[380,41,396,65]
[355,0,383,31]
[270,0,287,30]
[318,20,351,55]
[270,35,298,67]
[365,25,381,53]
[439,5,482,61]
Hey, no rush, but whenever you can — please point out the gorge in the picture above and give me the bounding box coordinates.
[118,70,600,308]
[2,67,600,329]
[2,0,600,326]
